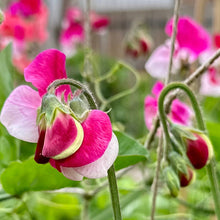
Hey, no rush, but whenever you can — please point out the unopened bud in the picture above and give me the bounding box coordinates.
[164,167,180,197]
[185,133,213,169]
[179,167,195,187]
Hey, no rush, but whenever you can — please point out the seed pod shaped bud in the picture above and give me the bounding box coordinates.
[185,133,213,169]
[179,167,195,187]
[163,166,180,197]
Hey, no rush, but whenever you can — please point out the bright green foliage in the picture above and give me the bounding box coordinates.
[114,131,148,171]
[1,157,80,195]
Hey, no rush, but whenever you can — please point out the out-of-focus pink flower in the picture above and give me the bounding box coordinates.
[0,49,118,181]
[144,81,192,130]
[145,40,180,78]
[60,7,110,57]
[0,0,48,72]
[90,11,109,31]
[199,46,220,96]
[0,0,48,43]
[165,16,211,58]
[146,16,211,79]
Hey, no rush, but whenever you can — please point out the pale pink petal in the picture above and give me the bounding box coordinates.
[60,167,83,181]
[55,110,112,167]
[74,133,118,179]
[0,85,41,142]
[170,99,193,126]
[24,49,71,98]
[152,81,164,97]
[144,96,157,130]
[165,16,211,57]
[145,43,180,79]
[200,73,220,96]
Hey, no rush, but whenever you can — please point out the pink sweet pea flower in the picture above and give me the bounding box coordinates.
[90,11,109,31]
[60,7,110,57]
[144,81,192,130]
[165,16,211,58]
[146,16,211,79]
[0,49,118,181]
[0,0,48,43]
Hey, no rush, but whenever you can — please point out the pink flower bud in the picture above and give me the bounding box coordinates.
[186,133,213,169]
[179,167,195,187]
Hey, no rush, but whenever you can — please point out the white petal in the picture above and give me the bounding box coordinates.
[60,166,83,181]
[200,73,220,97]
[0,86,41,142]
[74,133,119,179]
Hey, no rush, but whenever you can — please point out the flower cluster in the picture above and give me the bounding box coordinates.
[0,49,118,181]
[0,0,48,72]
[145,16,211,79]
[60,7,109,57]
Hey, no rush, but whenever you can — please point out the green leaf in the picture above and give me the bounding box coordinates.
[0,44,14,109]
[91,189,145,220]
[114,131,148,171]
[1,157,80,195]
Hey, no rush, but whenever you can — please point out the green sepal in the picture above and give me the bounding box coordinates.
[163,166,180,197]
[69,96,89,121]
[37,94,73,127]
[168,152,188,176]
[170,123,197,141]
[170,133,185,155]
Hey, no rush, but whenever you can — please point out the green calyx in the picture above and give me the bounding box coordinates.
[163,166,180,197]
[37,94,74,128]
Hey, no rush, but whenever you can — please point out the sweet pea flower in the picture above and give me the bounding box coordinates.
[0,49,118,181]
[60,7,109,57]
[145,16,211,79]
[144,81,192,130]
[0,0,48,43]
[0,0,48,72]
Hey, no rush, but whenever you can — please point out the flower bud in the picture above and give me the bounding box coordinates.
[185,133,213,169]
[163,166,180,197]
[168,152,188,175]
[35,94,84,163]
[179,167,195,187]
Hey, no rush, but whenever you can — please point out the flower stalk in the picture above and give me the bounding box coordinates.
[158,82,220,219]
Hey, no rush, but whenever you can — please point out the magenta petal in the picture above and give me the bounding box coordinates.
[144,96,157,130]
[0,86,41,142]
[152,81,164,97]
[165,16,211,57]
[42,113,79,158]
[170,99,192,126]
[56,110,112,167]
[34,130,50,164]
[24,49,71,98]
[74,133,118,179]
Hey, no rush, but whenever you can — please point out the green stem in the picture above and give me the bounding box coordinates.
[158,82,220,219]
[94,61,140,111]
[107,165,122,220]
[47,78,98,109]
